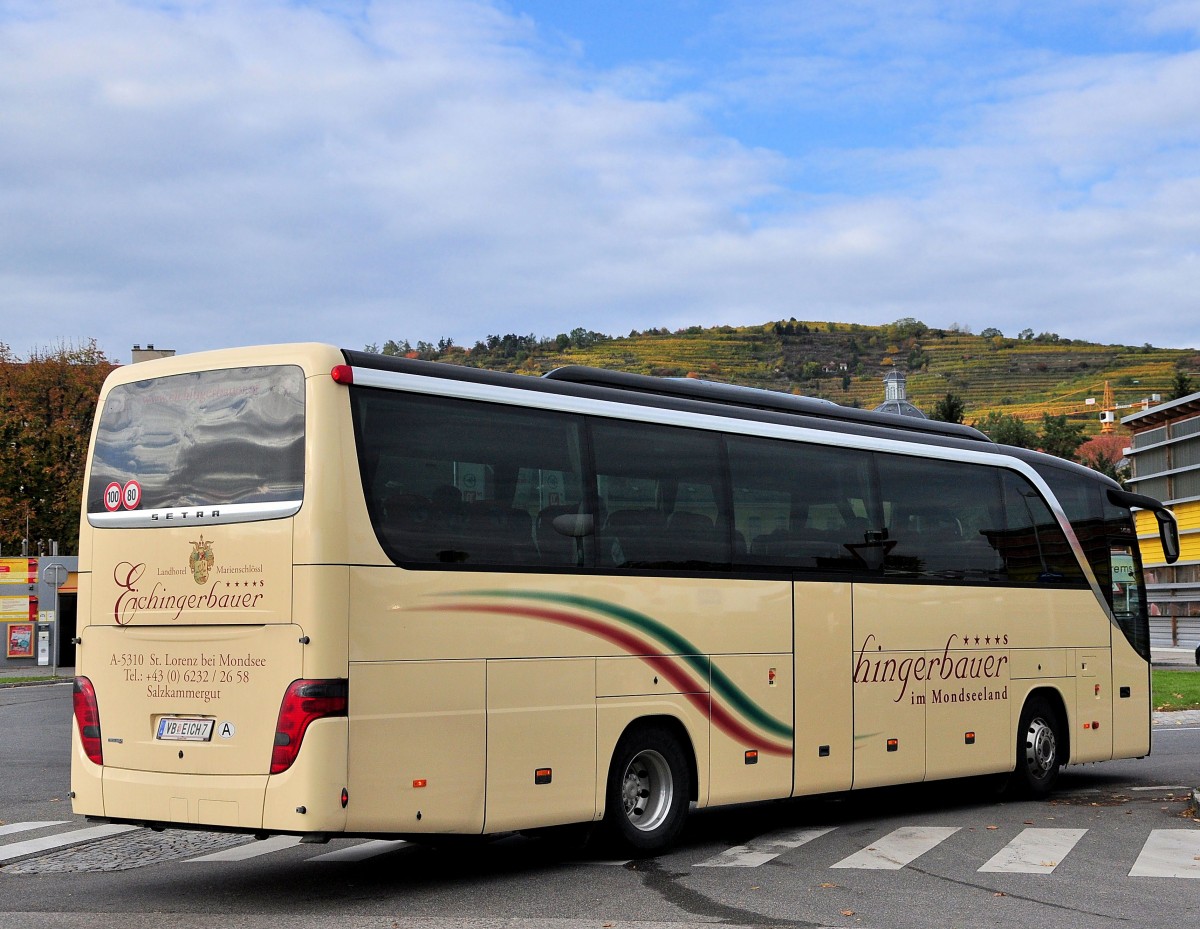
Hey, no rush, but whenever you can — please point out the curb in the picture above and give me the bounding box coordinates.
[0,678,73,690]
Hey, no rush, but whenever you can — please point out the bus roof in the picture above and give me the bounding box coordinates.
[341,350,994,449]
[543,365,992,443]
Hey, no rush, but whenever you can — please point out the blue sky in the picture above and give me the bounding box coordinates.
[2,0,1199,361]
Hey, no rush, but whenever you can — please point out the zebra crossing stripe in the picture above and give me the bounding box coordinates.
[695,827,837,867]
[978,828,1087,874]
[0,822,68,838]
[1129,830,1200,878]
[831,826,960,870]
[6,820,1200,877]
[308,839,409,863]
[0,823,139,864]
[187,834,303,862]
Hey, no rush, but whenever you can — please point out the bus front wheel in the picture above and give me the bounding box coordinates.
[1013,696,1063,797]
[603,724,690,854]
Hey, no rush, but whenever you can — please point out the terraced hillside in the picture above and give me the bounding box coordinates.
[376,321,1200,435]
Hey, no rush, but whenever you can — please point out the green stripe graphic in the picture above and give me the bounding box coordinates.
[457,588,793,740]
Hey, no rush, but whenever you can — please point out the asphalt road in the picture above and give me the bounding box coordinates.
[2,683,1198,929]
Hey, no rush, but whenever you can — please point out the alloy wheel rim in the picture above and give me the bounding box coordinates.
[1024,716,1057,778]
[621,748,673,832]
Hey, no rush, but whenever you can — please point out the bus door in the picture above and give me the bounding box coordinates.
[1109,542,1150,760]
[850,584,928,789]
[791,579,854,796]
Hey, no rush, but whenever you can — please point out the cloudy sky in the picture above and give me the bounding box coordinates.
[3,0,1199,362]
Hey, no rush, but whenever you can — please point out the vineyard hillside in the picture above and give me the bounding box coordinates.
[377,321,1200,435]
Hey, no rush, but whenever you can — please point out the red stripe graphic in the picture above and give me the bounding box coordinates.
[427,602,792,757]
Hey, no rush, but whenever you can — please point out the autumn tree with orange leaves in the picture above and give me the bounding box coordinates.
[0,341,115,554]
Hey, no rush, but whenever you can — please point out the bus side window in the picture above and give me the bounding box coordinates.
[590,420,730,570]
[726,435,874,573]
[876,455,1006,582]
[997,472,1086,585]
[352,392,586,568]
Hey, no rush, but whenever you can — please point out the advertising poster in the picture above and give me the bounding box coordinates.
[7,622,34,658]
[0,560,36,643]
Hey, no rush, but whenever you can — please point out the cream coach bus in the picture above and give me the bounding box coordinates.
[71,343,1180,853]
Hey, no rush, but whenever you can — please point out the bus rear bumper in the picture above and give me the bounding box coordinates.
[72,720,349,835]
[102,767,269,830]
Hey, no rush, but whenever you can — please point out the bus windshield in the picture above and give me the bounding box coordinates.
[86,365,305,525]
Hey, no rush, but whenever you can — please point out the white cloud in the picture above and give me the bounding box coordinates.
[0,0,1197,362]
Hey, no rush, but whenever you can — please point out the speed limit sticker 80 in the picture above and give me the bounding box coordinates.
[105,480,142,511]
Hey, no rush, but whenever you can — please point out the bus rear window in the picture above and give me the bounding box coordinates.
[87,365,305,526]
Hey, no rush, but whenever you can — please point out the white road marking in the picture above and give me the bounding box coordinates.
[0,824,139,864]
[308,839,409,862]
[695,826,837,867]
[187,834,303,862]
[978,828,1087,874]
[0,821,68,838]
[831,826,960,870]
[1129,830,1200,878]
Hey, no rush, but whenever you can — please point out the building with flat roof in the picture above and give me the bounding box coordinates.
[1122,391,1200,649]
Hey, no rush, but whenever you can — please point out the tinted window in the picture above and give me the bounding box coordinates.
[727,436,876,573]
[349,385,1094,589]
[352,390,586,567]
[87,365,304,517]
[591,420,730,570]
[996,472,1086,584]
[1039,466,1149,656]
[877,455,1007,582]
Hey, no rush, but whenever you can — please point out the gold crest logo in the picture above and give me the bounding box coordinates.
[189,535,215,585]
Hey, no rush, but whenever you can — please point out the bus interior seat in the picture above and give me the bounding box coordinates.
[666,510,728,565]
[465,500,538,565]
[603,509,669,566]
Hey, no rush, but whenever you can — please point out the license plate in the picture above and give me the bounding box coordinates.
[156,717,214,742]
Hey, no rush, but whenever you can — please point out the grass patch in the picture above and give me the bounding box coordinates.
[0,675,60,685]
[1153,670,1200,712]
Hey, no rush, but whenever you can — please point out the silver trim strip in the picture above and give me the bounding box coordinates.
[87,500,302,529]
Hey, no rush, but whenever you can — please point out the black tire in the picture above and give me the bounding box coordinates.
[1011,696,1064,797]
[603,724,691,855]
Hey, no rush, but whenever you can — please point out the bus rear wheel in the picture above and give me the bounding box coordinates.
[603,724,690,854]
[1013,696,1063,797]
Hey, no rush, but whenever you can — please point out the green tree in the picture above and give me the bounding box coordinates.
[1037,413,1086,461]
[888,317,928,341]
[1168,368,1194,401]
[0,340,115,554]
[930,392,965,424]
[973,411,1038,448]
[380,339,412,356]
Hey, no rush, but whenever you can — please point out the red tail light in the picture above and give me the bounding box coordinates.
[73,676,103,765]
[270,679,348,774]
